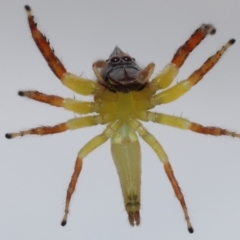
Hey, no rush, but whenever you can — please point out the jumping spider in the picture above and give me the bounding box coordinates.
[6,5,238,233]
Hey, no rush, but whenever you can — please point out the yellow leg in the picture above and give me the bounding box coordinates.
[61,72,99,96]
[61,119,123,226]
[151,39,235,105]
[5,114,114,139]
[136,111,240,138]
[18,90,115,114]
[149,63,179,91]
[126,118,193,233]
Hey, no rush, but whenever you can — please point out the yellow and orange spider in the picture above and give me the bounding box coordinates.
[6,5,238,233]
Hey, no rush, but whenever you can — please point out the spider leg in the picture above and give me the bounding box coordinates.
[5,114,114,139]
[24,5,97,96]
[151,39,235,106]
[126,118,193,233]
[172,24,216,68]
[149,24,216,91]
[61,119,122,226]
[149,63,179,91]
[136,111,240,138]
[18,90,115,114]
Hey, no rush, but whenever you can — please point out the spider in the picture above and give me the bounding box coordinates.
[5,5,238,234]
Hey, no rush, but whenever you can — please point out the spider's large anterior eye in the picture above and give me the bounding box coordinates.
[110,56,121,63]
[122,56,132,62]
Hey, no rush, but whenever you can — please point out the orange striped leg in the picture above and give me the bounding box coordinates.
[126,118,193,233]
[136,111,240,138]
[61,119,123,226]
[149,24,216,92]
[151,39,235,105]
[25,5,66,79]
[171,24,216,68]
[61,155,83,226]
[5,123,67,139]
[164,162,193,233]
[18,90,115,114]
[186,39,235,86]
[5,114,114,139]
[190,122,240,137]
[19,90,64,106]
[25,6,97,96]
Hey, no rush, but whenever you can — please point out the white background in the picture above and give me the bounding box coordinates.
[1,0,240,239]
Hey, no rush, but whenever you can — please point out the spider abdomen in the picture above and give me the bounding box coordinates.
[111,123,141,226]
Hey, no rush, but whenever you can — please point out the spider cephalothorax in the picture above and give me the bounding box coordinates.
[6,5,239,234]
[99,46,144,93]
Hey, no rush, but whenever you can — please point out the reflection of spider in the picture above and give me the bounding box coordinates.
[5,5,238,233]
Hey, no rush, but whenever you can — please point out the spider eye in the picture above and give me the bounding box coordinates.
[110,56,121,63]
[122,56,132,62]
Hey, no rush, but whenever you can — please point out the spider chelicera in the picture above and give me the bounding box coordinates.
[6,5,238,233]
